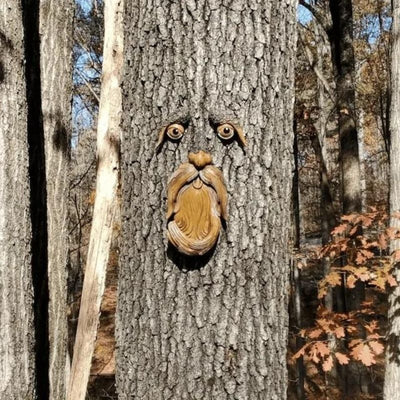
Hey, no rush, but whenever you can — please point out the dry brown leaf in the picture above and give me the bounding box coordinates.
[293,345,307,360]
[334,326,345,338]
[347,274,357,288]
[335,352,350,365]
[350,343,376,367]
[322,355,334,372]
[387,274,398,287]
[326,272,342,287]
[309,328,323,339]
[332,223,348,235]
[369,341,384,355]
[379,233,388,250]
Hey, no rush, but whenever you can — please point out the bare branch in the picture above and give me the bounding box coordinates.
[299,29,335,102]
[75,68,100,104]
[299,0,331,34]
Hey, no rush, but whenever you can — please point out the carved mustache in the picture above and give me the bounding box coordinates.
[167,151,227,256]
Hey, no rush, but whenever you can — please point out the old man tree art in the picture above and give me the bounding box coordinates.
[117,1,297,399]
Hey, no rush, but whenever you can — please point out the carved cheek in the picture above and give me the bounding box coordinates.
[166,163,227,256]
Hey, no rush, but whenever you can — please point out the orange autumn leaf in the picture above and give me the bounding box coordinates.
[386,227,398,240]
[335,352,350,365]
[309,328,323,339]
[326,272,342,287]
[350,343,376,367]
[355,252,367,265]
[342,214,357,222]
[349,225,359,236]
[369,341,384,355]
[332,223,348,235]
[393,250,400,261]
[322,355,334,372]
[347,274,357,288]
[387,274,398,287]
[315,341,330,357]
[355,267,370,282]
[334,326,345,338]
[365,320,378,333]
[379,233,388,250]
[293,345,307,360]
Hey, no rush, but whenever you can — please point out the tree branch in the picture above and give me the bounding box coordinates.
[299,0,331,34]
[75,68,100,104]
[299,31,335,102]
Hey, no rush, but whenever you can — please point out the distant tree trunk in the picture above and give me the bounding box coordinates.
[39,1,74,398]
[328,2,368,394]
[292,126,305,400]
[328,0,364,317]
[0,1,36,398]
[328,0,361,215]
[384,1,400,398]
[117,1,297,399]
[68,0,123,399]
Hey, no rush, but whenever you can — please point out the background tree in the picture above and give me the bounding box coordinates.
[68,0,122,398]
[0,1,35,397]
[384,0,400,397]
[39,1,74,398]
[117,0,297,398]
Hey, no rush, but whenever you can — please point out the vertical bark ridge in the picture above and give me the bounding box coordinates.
[0,1,36,398]
[118,1,297,398]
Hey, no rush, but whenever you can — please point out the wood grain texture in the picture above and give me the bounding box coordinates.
[0,1,36,398]
[39,1,74,398]
[167,152,227,256]
[117,1,297,398]
[67,0,123,399]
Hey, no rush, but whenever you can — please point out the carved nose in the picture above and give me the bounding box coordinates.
[188,151,212,170]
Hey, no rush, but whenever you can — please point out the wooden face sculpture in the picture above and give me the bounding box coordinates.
[167,151,227,256]
[157,121,246,256]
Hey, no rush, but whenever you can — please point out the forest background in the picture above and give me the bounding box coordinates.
[1,0,399,399]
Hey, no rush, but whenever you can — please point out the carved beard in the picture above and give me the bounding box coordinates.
[167,162,227,256]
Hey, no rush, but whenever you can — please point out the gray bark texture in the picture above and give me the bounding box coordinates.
[0,1,36,398]
[117,1,297,399]
[39,1,74,398]
[384,1,400,398]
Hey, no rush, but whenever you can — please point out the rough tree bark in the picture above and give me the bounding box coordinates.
[117,1,297,399]
[383,1,400,398]
[68,1,123,399]
[0,1,36,398]
[39,1,74,398]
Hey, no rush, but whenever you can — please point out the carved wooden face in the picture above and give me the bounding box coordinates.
[157,120,246,256]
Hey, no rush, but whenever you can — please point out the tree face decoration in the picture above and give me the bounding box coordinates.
[157,121,246,256]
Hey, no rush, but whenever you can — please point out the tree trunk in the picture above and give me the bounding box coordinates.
[117,1,297,399]
[384,1,400,398]
[292,126,305,400]
[39,1,74,398]
[328,0,361,216]
[0,1,36,398]
[68,1,123,399]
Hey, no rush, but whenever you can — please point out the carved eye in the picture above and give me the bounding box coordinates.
[217,123,235,140]
[166,123,185,140]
